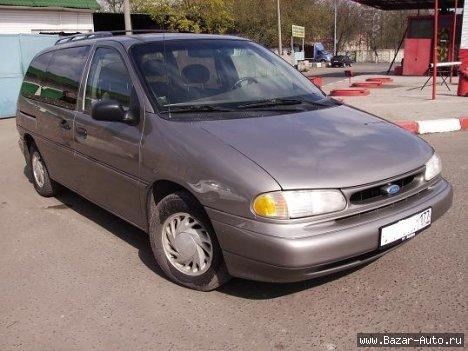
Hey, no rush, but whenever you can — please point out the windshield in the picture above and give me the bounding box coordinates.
[131,39,329,118]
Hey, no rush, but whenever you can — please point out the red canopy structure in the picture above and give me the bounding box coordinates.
[350,0,465,100]
[352,0,462,10]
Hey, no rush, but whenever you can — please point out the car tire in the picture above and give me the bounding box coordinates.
[148,191,231,291]
[29,145,60,197]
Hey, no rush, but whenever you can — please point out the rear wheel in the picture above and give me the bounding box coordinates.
[29,145,59,197]
[148,191,230,291]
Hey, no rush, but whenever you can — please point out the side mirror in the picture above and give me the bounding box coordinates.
[91,99,139,125]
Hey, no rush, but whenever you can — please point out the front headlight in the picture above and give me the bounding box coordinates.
[424,153,442,181]
[252,190,346,219]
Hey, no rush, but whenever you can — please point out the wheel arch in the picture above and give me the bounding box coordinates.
[24,133,36,152]
[151,179,191,204]
[145,179,210,228]
[21,133,37,162]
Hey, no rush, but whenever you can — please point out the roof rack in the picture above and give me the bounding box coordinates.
[54,29,175,45]
[108,29,173,34]
[55,32,113,45]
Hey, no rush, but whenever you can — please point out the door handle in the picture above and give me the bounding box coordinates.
[60,119,71,130]
[76,126,87,138]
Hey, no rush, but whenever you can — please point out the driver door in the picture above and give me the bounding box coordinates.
[73,43,145,227]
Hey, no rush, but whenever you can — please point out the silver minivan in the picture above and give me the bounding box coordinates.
[16,33,452,290]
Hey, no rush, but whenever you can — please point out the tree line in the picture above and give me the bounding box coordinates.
[100,0,422,52]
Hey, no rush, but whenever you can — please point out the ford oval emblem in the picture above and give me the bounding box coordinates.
[381,184,401,196]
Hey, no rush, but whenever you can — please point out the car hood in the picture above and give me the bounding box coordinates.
[199,105,433,189]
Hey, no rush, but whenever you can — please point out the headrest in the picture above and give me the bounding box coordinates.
[141,60,165,76]
[181,64,210,84]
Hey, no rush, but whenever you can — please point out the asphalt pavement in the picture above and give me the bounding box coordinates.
[0,118,466,350]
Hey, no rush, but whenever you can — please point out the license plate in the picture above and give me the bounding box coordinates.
[380,208,432,247]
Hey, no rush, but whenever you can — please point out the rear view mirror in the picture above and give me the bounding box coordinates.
[92,100,125,122]
[91,100,139,125]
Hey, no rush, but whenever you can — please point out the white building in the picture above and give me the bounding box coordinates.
[0,0,99,34]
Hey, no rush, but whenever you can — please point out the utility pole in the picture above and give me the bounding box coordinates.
[123,0,132,35]
[277,0,283,55]
[333,0,337,55]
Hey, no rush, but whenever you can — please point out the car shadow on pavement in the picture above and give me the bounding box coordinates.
[51,187,169,281]
[26,165,369,299]
[56,189,368,299]
[218,265,367,300]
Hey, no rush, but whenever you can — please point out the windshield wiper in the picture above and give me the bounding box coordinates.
[239,98,337,110]
[237,98,304,109]
[164,104,236,113]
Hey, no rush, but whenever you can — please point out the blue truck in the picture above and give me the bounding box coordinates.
[304,42,333,62]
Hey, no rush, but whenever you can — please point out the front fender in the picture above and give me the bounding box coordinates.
[139,113,281,220]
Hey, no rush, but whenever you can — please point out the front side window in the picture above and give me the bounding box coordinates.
[20,51,53,101]
[132,39,331,120]
[42,46,90,109]
[84,47,133,114]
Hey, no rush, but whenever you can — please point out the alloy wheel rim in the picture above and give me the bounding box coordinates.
[162,212,213,276]
[32,153,45,188]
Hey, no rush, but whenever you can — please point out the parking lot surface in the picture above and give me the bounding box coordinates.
[0,118,466,350]
[321,74,466,123]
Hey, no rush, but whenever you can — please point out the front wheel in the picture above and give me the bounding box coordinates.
[148,191,230,291]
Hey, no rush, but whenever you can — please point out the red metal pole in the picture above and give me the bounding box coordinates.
[449,0,458,83]
[432,0,439,100]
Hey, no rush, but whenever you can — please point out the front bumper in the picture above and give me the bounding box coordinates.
[207,178,452,283]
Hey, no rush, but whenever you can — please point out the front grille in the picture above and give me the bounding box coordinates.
[350,174,416,204]
[337,184,431,224]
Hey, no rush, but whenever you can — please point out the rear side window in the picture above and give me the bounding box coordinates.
[20,52,53,101]
[42,46,90,110]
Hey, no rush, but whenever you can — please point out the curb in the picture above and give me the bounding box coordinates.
[395,117,467,134]
[329,88,370,96]
[366,77,394,83]
[351,81,383,88]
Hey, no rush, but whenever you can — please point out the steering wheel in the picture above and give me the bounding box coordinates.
[232,76,259,90]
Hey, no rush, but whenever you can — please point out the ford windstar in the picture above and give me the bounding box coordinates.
[16,33,452,290]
